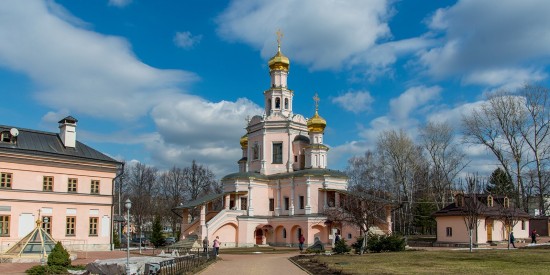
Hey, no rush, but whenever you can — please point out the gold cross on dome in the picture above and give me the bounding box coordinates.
[276,29,284,49]
[313,93,320,112]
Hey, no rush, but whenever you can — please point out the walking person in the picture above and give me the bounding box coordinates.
[298,234,305,252]
[509,231,516,248]
[531,230,538,244]
[203,237,208,254]
[213,236,221,256]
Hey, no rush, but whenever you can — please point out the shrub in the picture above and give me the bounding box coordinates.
[352,236,366,254]
[332,239,351,254]
[367,234,406,253]
[113,230,121,248]
[47,242,71,267]
[25,265,67,274]
[150,216,165,247]
[305,247,323,254]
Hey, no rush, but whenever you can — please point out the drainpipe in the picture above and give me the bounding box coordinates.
[111,162,125,251]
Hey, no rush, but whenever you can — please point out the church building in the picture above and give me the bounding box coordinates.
[176,38,392,248]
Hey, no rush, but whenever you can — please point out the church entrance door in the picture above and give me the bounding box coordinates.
[255,228,263,245]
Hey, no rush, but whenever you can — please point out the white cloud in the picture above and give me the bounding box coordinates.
[108,0,132,8]
[419,0,550,85]
[148,95,263,174]
[463,68,547,88]
[0,1,266,178]
[216,0,393,70]
[0,1,196,121]
[389,86,441,119]
[332,91,374,114]
[174,31,202,49]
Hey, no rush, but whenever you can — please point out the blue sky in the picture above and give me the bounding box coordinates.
[2,0,550,178]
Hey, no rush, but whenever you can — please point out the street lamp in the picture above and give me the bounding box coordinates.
[125,199,132,275]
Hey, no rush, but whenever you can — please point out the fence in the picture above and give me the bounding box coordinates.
[145,248,216,275]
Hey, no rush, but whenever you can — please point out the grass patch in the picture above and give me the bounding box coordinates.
[295,248,550,275]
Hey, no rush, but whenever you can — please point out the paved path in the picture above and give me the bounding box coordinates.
[198,252,307,275]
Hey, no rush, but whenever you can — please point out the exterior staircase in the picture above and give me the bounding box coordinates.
[172,234,201,249]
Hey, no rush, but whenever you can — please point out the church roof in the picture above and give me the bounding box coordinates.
[0,125,119,164]
[221,168,348,181]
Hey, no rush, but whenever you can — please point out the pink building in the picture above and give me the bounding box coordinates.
[433,194,530,246]
[176,41,392,248]
[0,117,121,252]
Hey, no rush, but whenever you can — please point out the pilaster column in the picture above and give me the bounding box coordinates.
[276,180,281,216]
[224,194,230,210]
[248,183,254,216]
[305,177,311,214]
[335,192,340,208]
[385,205,393,234]
[181,209,189,239]
[260,129,266,174]
[290,178,295,216]
[237,194,241,210]
[200,205,206,238]
[286,130,292,172]
[323,181,328,210]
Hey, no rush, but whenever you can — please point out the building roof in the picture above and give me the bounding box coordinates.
[173,193,225,209]
[0,125,119,164]
[221,168,348,181]
[432,194,530,219]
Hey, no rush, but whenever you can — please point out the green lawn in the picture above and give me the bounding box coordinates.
[311,248,550,274]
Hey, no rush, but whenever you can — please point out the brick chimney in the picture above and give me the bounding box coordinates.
[58,116,78,148]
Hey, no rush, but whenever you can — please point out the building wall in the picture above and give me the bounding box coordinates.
[0,153,118,252]
[436,216,530,244]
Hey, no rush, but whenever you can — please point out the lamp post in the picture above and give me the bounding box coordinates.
[125,199,132,275]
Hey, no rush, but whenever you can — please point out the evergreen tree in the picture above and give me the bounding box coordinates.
[47,241,71,267]
[150,216,165,247]
[485,167,515,197]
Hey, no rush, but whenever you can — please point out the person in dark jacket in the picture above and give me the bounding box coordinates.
[531,230,538,244]
[509,231,516,248]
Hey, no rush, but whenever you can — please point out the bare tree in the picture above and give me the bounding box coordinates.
[496,195,527,250]
[158,166,187,234]
[463,91,528,210]
[461,174,485,253]
[183,160,218,201]
[377,129,423,234]
[127,162,158,237]
[420,121,468,210]
[520,85,550,215]
[324,185,390,254]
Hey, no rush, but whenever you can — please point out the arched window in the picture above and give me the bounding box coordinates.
[503,197,510,208]
[284,98,289,109]
[283,228,287,239]
[487,195,494,207]
[275,97,281,109]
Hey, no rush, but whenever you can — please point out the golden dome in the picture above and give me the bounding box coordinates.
[307,111,327,133]
[268,30,289,71]
[240,134,248,148]
[268,48,290,72]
